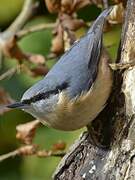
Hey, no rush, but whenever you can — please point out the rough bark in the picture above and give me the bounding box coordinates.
[53,0,135,179]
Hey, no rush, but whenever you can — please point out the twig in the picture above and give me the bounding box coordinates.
[0,150,19,162]
[37,150,66,158]
[0,147,65,162]
[0,0,37,59]
[109,61,135,70]
[5,0,36,36]
[0,67,18,81]
[16,23,56,39]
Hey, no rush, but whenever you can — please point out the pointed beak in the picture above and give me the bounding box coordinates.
[6,102,29,109]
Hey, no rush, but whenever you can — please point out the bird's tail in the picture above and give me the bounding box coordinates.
[87,7,112,34]
[86,8,112,86]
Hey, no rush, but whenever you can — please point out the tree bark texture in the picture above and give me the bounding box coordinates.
[53,0,135,179]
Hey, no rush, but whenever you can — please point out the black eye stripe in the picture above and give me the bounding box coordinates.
[22,82,68,104]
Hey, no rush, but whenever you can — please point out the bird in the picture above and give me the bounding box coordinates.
[7,8,113,131]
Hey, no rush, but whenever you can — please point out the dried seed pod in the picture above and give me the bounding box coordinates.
[65,19,85,30]
[63,30,76,51]
[37,150,51,157]
[16,120,40,144]
[28,54,45,65]
[52,141,66,151]
[0,88,14,115]
[51,34,64,54]
[108,3,124,24]
[45,0,61,13]
[60,14,85,30]
[2,37,26,62]
[19,145,38,155]
[51,25,64,55]
[31,65,49,77]
[61,0,73,13]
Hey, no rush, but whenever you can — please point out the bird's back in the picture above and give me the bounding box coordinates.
[22,8,111,101]
[45,8,111,98]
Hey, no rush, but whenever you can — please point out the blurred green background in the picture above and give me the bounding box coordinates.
[0,0,121,179]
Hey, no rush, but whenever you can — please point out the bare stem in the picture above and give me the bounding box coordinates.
[109,61,135,70]
[0,150,19,162]
[0,67,18,81]
[16,23,56,39]
[5,0,35,36]
[0,148,65,163]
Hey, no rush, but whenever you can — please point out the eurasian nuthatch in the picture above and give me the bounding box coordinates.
[7,9,113,131]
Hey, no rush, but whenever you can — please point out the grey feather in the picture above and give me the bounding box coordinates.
[22,8,112,101]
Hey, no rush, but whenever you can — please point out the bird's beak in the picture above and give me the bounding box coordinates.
[6,102,29,109]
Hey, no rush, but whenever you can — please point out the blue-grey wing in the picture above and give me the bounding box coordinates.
[22,9,111,101]
[45,9,111,98]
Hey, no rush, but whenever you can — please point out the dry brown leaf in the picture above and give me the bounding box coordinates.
[61,0,73,13]
[51,25,64,54]
[28,54,46,65]
[0,88,14,115]
[108,3,124,24]
[0,88,14,104]
[63,30,76,51]
[61,14,85,30]
[63,30,71,51]
[2,37,27,62]
[45,0,61,13]
[19,145,38,155]
[2,36,46,66]
[16,120,40,144]
[37,149,65,157]
[45,0,102,56]
[52,141,66,151]
[30,65,49,77]
[37,150,52,157]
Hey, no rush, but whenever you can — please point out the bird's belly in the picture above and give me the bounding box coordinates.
[40,51,113,131]
[41,79,112,131]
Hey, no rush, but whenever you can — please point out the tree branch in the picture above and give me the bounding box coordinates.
[0,67,18,81]
[5,0,36,36]
[0,150,19,162]
[16,23,56,39]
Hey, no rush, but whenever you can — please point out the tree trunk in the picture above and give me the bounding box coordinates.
[53,0,135,179]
